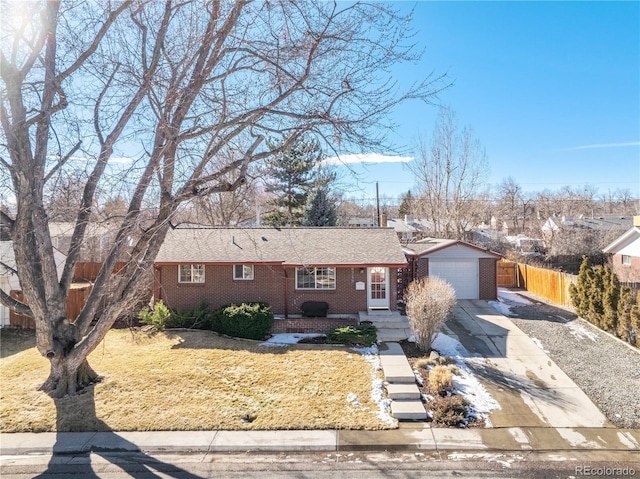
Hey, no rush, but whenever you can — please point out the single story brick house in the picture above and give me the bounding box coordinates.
[154,227,408,333]
[602,216,640,286]
[402,238,502,300]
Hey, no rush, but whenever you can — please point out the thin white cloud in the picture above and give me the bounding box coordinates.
[322,153,414,166]
[565,141,640,151]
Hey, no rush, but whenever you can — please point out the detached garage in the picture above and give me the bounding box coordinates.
[402,239,502,300]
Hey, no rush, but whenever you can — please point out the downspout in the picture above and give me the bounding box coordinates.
[154,266,162,304]
[283,265,289,319]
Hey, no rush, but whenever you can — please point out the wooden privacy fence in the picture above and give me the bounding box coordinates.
[497,260,517,287]
[497,260,577,308]
[10,285,92,329]
[516,263,577,307]
[73,262,126,282]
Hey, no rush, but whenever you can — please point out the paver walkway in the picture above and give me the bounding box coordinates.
[378,342,427,420]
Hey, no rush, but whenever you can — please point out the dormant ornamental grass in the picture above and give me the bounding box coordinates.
[0,329,393,432]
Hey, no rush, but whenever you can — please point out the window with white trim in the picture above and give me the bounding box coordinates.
[296,267,336,290]
[178,264,205,283]
[622,255,632,266]
[233,264,254,280]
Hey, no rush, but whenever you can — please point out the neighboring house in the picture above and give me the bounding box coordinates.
[154,227,408,333]
[602,216,640,285]
[347,217,375,228]
[542,215,632,239]
[384,215,430,242]
[402,238,502,300]
[49,221,115,262]
[0,241,66,327]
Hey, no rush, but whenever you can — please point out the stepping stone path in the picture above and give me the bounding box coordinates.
[378,342,428,421]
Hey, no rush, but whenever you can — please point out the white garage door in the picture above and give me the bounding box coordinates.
[429,259,478,299]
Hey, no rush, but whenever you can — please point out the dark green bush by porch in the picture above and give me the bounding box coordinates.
[327,324,377,347]
[211,302,273,340]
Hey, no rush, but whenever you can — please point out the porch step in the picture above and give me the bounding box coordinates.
[386,383,421,400]
[376,329,412,342]
[390,400,429,421]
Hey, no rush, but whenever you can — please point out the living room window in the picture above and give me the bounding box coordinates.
[178,264,205,283]
[622,255,632,266]
[234,264,254,280]
[296,267,336,290]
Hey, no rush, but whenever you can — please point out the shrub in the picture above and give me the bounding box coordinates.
[170,300,212,329]
[211,302,273,340]
[138,301,172,329]
[428,365,454,396]
[428,395,470,426]
[405,277,456,351]
[326,324,377,347]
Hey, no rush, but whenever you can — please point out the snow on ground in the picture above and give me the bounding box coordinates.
[488,287,532,317]
[530,337,549,353]
[567,322,598,342]
[431,333,500,425]
[259,333,325,347]
[351,345,396,425]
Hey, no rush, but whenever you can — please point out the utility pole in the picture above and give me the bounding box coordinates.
[376,181,380,227]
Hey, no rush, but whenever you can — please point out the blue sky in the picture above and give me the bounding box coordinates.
[332,1,640,205]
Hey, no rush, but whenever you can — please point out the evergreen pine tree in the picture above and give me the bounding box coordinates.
[601,265,620,333]
[302,188,337,226]
[570,256,593,319]
[587,265,605,328]
[631,291,640,348]
[617,286,634,344]
[398,190,414,218]
[263,135,322,226]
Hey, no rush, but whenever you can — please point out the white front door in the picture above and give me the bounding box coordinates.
[367,267,390,310]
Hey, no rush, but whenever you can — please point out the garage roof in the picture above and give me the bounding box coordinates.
[403,238,502,258]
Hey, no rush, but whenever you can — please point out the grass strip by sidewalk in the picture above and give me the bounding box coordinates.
[0,329,395,432]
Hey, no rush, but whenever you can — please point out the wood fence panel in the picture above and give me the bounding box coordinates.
[9,291,35,329]
[73,262,126,282]
[515,263,577,307]
[497,260,517,287]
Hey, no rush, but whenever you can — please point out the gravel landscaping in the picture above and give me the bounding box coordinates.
[497,291,640,429]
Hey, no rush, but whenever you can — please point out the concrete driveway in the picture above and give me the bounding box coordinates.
[443,300,611,429]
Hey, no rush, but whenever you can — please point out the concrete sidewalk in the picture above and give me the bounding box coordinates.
[1,426,639,456]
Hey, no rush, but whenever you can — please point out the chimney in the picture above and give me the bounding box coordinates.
[380,212,388,228]
[405,214,414,223]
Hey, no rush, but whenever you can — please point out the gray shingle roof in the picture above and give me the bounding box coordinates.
[156,227,407,266]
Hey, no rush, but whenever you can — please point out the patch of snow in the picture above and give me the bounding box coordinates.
[617,432,640,449]
[352,344,396,425]
[530,337,549,353]
[431,333,500,425]
[567,322,598,342]
[488,288,533,317]
[346,392,361,407]
[259,333,325,347]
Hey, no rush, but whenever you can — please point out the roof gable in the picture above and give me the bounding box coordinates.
[156,227,408,266]
[403,238,502,259]
[603,226,640,256]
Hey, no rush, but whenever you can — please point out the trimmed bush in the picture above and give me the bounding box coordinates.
[326,324,377,347]
[428,395,470,427]
[170,300,212,329]
[138,301,172,329]
[211,302,273,340]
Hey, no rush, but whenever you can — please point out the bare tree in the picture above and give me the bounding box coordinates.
[408,106,488,239]
[0,1,443,396]
[405,277,456,351]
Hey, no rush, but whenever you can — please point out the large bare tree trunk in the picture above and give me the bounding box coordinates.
[1,1,444,397]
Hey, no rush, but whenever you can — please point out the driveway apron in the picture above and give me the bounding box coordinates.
[444,300,611,429]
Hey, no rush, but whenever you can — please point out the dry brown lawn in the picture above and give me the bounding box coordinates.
[0,328,395,432]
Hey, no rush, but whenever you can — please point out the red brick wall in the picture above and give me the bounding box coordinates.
[611,253,640,284]
[271,317,358,334]
[416,257,429,280]
[156,265,400,316]
[478,258,498,300]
